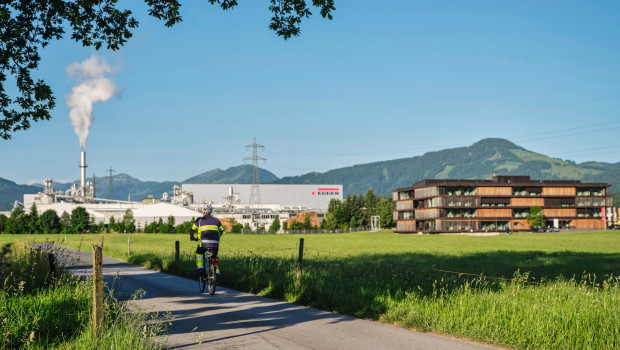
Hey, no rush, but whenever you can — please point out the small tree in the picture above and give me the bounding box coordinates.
[122,209,136,232]
[349,216,358,229]
[527,206,546,228]
[90,218,100,233]
[71,207,91,233]
[376,198,395,228]
[302,213,313,230]
[28,204,40,234]
[175,221,193,234]
[39,209,61,234]
[108,216,117,233]
[231,223,243,233]
[0,214,7,233]
[282,221,288,231]
[269,216,281,233]
[162,215,175,233]
[5,207,26,233]
[60,211,71,233]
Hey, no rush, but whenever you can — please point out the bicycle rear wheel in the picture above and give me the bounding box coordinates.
[206,259,216,295]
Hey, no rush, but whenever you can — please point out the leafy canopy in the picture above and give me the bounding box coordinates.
[0,0,335,139]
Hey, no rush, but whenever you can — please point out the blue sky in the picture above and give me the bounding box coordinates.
[2,0,619,185]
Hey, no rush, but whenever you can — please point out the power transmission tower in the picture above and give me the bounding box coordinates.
[106,166,116,200]
[244,137,266,209]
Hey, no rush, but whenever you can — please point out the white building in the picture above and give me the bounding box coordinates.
[180,184,343,211]
[23,183,344,232]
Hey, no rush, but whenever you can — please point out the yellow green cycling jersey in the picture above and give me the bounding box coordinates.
[191,215,224,248]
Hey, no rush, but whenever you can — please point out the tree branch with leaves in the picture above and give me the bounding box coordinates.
[0,0,335,139]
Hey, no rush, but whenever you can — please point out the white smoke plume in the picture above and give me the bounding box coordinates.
[66,56,118,150]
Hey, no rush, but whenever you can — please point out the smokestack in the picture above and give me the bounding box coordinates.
[80,151,87,195]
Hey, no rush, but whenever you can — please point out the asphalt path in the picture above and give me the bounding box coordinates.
[47,244,499,350]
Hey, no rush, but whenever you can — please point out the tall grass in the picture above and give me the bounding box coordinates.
[5,231,620,349]
[0,241,166,349]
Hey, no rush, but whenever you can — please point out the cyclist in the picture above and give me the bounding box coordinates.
[190,203,224,282]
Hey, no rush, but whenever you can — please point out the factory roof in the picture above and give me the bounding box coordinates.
[36,203,105,219]
[132,203,200,218]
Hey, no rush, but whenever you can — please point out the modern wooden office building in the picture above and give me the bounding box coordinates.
[393,175,612,233]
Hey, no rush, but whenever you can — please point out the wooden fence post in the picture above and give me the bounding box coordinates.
[175,241,180,262]
[93,242,103,338]
[296,238,304,289]
[128,236,131,256]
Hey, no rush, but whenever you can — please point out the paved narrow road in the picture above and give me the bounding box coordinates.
[59,246,498,350]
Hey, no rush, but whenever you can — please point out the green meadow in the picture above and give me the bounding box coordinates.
[3,230,619,349]
[0,241,165,349]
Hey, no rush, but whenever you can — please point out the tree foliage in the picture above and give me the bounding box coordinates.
[70,206,90,233]
[0,0,335,139]
[321,190,395,230]
[0,214,6,232]
[526,206,546,228]
[39,209,61,233]
[269,215,281,232]
[5,207,26,233]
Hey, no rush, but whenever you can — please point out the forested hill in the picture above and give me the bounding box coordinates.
[0,178,40,210]
[271,138,620,195]
[1,165,279,210]
[183,165,278,184]
[4,139,620,209]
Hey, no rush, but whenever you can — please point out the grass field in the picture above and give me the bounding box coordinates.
[0,241,165,349]
[3,230,619,349]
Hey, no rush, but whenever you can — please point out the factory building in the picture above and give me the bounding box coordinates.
[393,175,613,233]
[24,180,343,231]
[180,184,343,211]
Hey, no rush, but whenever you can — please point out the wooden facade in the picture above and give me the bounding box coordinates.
[511,197,544,207]
[477,186,512,196]
[393,175,612,233]
[542,187,576,196]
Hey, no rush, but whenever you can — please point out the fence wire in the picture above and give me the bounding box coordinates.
[233,245,549,286]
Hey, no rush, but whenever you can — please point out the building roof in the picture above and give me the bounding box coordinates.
[394,175,611,192]
[36,203,106,219]
[132,203,200,218]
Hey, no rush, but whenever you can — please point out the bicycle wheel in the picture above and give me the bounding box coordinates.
[206,258,217,295]
[198,256,206,293]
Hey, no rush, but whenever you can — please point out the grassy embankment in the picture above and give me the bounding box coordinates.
[4,231,620,350]
[0,240,165,349]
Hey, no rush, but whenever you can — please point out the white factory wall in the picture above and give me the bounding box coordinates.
[181,184,343,210]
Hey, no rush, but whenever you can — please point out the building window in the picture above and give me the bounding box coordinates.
[445,187,477,196]
[512,209,529,218]
[399,191,411,200]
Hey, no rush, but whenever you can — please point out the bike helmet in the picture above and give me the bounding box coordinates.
[201,203,213,215]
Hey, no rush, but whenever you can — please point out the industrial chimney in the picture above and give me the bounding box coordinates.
[80,151,87,196]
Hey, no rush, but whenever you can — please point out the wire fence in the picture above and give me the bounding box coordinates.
[229,243,550,286]
[237,227,386,234]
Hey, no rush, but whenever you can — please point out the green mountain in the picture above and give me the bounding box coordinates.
[3,139,619,207]
[50,174,179,201]
[1,165,279,207]
[272,138,620,195]
[183,165,278,184]
[0,178,41,210]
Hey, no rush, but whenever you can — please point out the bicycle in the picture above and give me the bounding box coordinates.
[192,240,218,295]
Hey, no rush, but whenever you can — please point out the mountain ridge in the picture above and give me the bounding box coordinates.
[2,138,619,210]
